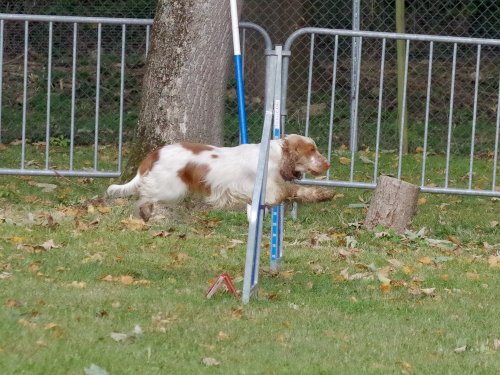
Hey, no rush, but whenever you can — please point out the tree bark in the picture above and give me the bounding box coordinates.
[364,176,420,234]
[123,0,240,179]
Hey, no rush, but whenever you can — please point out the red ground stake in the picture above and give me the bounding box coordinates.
[206,272,239,300]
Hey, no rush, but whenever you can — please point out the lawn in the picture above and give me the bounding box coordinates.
[0,144,499,374]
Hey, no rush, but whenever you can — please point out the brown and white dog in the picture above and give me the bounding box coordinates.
[107,134,333,221]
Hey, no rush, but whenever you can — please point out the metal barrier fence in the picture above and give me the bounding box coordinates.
[243,27,500,303]
[0,14,270,177]
[282,28,500,198]
[0,13,152,177]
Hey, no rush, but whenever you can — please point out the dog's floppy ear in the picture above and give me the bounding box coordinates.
[280,136,301,181]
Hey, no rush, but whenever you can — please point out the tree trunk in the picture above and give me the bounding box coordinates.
[123,0,240,179]
[364,176,420,234]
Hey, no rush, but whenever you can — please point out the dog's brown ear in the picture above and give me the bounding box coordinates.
[280,138,300,181]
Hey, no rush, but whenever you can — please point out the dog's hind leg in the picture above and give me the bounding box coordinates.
[135,199,156,222]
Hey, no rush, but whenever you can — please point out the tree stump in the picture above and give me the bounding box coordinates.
[364,176,420,234]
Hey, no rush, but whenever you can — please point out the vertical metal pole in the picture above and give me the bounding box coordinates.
[444,43,458,188]
[0,20,3,144]
[270,46,283,271]
[21,21,29,169]
[373,38,386,182]
[421,41,434,187]
[118,24,126,173]
[468,45,481,190]
[242,53,277,304]
[350,0,361,152]
[70,23,78,171]
[492,74,500,192]
[241,28,246,76]
[349,36,362,182]
[326,35,339,180]
[230,0,248,144]
[145,25,150,58]
[45,22,53,170]
[94,23,102,171]
[397,39,410,180]
[304,34,315,137]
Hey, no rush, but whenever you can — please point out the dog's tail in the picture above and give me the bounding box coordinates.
[106,174,141,197]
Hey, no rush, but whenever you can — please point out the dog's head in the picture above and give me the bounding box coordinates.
[280,134,330,181]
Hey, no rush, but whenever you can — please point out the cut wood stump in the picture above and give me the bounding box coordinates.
[364,176,420,234]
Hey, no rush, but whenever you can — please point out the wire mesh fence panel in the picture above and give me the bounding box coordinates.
[2,0,499,152]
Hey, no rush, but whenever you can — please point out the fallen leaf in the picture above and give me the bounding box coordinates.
[153,230,172,238]
[231,306,243,319]
[359,155,374,164]
[426,238,455,250]
[6,299,22,308]
[70,281,87,289]
[339,268,349,281]
[388,259,404,268]
[38,239,61,251]
[375,231,390,238]
[110,325,143,342]
[120,217,148,231]
[494,339,500,351]
[380,283,391,293]
[82,253,105,264]
[309,262,325,275]
[34,183,57,192]
[339,157,351,165]
[202,357,220,367]
[417,197,427,205]
[120,275,135,285]
[0,272,12,280]
[217,331,230,341]
[28,262,41,273]
[487,255,500,268]
[402,266,413,275]
[421,287,436,295]
[419,256,433,265]
[345,236,357,249]
[84,364,109,375]
[465,272,480,281]
[97,206,111,214]
[288,303,299,310]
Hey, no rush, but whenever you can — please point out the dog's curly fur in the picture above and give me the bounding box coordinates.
[107,134,333,221]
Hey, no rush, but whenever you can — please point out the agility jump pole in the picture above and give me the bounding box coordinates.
[230,0,248,144]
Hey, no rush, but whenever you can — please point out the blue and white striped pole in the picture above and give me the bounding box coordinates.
[229,0,248,145]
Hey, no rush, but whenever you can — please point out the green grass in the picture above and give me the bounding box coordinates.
[0,145,499,374]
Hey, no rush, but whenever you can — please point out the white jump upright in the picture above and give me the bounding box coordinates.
[242,45,285,303]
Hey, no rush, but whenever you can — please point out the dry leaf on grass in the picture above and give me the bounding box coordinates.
[202,357,220,367]
[419,256,433,265]
[38,239,61,251]
[453,345,468,353]
[488,255,500,268]
[110,324,143,342]
[0,271,12,280]
[84,364,109,375]
[120,217,148,231]
[338,157,351,165]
